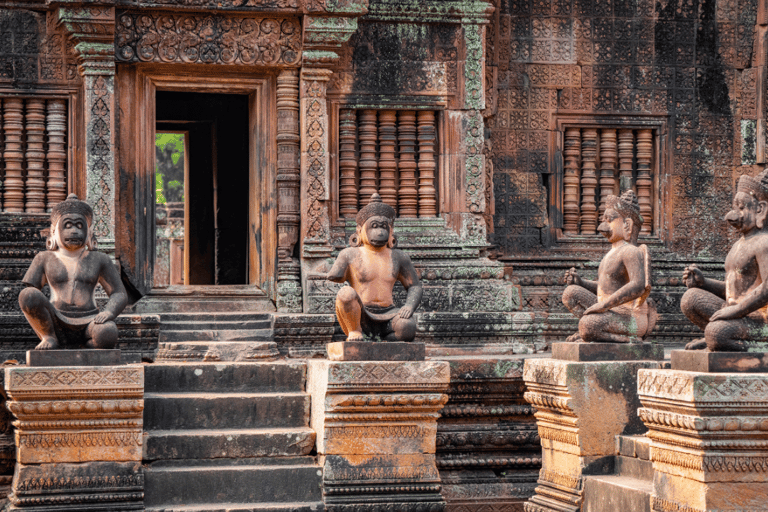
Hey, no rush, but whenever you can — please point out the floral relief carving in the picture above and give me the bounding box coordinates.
[116,12,301,66]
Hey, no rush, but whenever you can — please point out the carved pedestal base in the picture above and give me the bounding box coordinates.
[308,359,450,511]
[523,357,661,512]
[638,368,768,512]
[4,365,144,511]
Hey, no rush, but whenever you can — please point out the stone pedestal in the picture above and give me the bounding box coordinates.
[308,359,450,511]
[638,366,768,512]
[523,349,661,512]
[4,364,144,511]
[327,341,425,361]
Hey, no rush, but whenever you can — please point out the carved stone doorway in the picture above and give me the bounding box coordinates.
[155,91,250,286]
[116,66,277,301]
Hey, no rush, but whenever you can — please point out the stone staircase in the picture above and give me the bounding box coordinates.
[582,435,653,512]
[143,361,323,511]
[155,312,279,361]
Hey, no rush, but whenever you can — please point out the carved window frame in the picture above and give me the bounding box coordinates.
[550,114,669,246]
[0,90,82,214]
[328,103,443,225]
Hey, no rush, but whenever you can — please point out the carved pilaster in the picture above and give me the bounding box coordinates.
[58,7,117,254]
[465,110,486,215]
[277,68,302,313]
[309,360,450,512]
[301,68,333,258]
[639,369,768,512]
[5,365,144,511]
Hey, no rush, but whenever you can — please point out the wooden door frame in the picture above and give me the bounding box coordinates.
[116,64,277,300]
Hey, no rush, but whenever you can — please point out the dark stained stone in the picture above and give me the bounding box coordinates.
[26,348,121,367]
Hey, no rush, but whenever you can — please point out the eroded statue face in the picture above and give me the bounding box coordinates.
[725,191,760,234]
[597,208,627,243]
[57,213,88,251]
[363,216,392,248]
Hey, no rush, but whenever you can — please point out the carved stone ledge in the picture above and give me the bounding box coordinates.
[523,357,661,512]
[639,368,768,512]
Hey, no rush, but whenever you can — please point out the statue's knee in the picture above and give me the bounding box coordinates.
[578,315,602,341]
[562,285,580,307]
[18,287,46,311]
[680,288,702,315]
[393,316,417,342]
[89,322,118,349]
[336,286,359,306]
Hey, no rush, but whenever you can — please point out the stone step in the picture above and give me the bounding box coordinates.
[156,341,279,362]
[160,318,273,331]
[145,362,307,393]
[144,428,316,460]
[160,312,273,323]
[144,459,323,507]
[615,454,653,481]
[144,392,310,430]
[145,502,325,512]
[582,474,652,512]
[159,329,274,343]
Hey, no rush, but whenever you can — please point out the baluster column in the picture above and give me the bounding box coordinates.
[358,110,378,207]
[599,128,617,218]
[618,129,634,193]
[580,128,598,234]
[636,129,653,235]
[3,98,25,213]
[397,111,418,218]
[0,99,4,210]
[25,99,46,213]
[338,109,358,218]
[46,99,68,210]
[378,110,398,211]
[563,128,581,235]
[417,110,437,218]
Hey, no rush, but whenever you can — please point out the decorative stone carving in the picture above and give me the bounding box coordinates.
[115,12,301,67]
[308,359,449,511]
[562,190,658,343]
[327,194,422,342]
[523,358,661,512]
[18,195,129,351]
[4,365,144,511]
[638,368,768,512]
[681,169,768,351]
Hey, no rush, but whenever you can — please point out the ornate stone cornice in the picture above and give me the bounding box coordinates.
[363,0,494,24]
[56,6,116,76]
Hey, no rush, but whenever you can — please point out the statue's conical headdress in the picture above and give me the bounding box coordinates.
[50,194,93,226]
[605,189,643,228]
[355,193,396,226]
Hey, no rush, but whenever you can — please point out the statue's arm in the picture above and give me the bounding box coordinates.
[327,249,351,283]
[96,255,129,322]
[683,264,725,299]
[564,268,597,293]
[396,251,422,319]
[22,253,48,289]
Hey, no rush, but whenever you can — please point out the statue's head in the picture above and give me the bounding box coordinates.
[353,193,396,249]
[598,190,643,245]
[48,194,97,251]
[726,170,768,233]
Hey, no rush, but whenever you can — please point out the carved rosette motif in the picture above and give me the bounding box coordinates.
[523,359,660,512]
[464,110,486,214]
[463,24,485,111]
[309,360,449,511]
[5,366,144,511]
[301,68,332,251]
[115,12,301,67]
[639,369,768,512]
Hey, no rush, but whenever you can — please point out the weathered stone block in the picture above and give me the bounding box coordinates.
[327,341,425,361]
[552,342,664,362]
[523,357,661,512]
[26,349,121,367]
[639,369,768,512]
[671,350,768,372]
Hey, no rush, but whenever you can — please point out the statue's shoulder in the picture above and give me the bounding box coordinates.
[336,246,359,260]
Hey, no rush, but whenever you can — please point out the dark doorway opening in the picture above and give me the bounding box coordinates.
[156,91,250,286]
